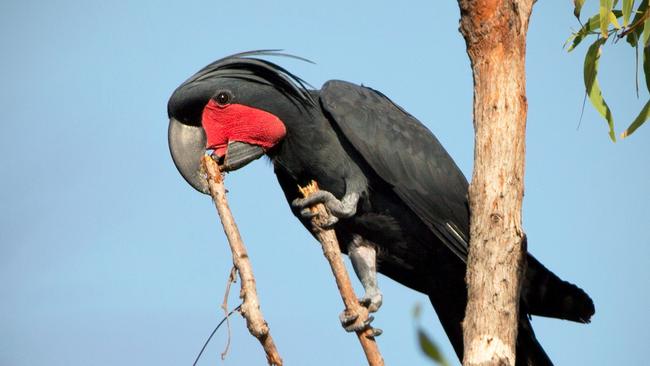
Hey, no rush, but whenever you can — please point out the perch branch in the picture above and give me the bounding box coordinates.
[202,155,283,366]
[298,181,384,366]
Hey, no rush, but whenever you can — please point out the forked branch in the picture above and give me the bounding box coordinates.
[201,155,283,366]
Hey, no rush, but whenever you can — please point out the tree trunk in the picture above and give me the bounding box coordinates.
[457,1,534,365]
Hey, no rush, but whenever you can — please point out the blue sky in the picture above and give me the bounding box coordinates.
[1,1,648,365]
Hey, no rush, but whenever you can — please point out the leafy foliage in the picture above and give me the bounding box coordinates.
[567,0,650,140]
[413,304,450,366]
[584,38,616,140]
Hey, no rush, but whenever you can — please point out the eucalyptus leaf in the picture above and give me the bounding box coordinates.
[641,13,650,48]
[626,0,649,46]
[584,38,617,141]
[609,11,622,29]
[623,0,635,26]
[637,46,650,94]
[575,0,587,19]
[568,11,623,51]
[621,99,650,138]
[418,328,450,366]
[600,0,613,38]
[413,303,422,319]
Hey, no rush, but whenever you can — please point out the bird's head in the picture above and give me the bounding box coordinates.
[167,50,315,193]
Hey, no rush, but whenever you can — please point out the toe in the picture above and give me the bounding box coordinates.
[339,312,359,329]
[291,197,306,208]
[321,215,339,228]
[363,315,375,327]
[299,207,317,219]
[359,291,383,313]
[366,328,383,338]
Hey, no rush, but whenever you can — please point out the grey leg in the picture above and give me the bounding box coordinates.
[338,235,383,336]
[348,235,382,313]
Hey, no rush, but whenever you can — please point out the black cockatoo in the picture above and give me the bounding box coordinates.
[167,51,594,365]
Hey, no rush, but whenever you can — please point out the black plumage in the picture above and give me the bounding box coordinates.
[167,51,594,366]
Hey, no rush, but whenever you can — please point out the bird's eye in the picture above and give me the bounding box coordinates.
[215,91,232,106]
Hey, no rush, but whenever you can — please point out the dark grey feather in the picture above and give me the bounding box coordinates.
[320,80,470,261]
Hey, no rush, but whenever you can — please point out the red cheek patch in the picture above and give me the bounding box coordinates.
[201,99,287,157]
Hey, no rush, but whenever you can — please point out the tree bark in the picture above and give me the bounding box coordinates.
[457,1,534,365]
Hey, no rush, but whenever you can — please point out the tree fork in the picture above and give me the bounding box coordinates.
[457,1,534,365]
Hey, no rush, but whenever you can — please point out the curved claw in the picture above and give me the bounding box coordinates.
[367,328,383,338]
[363,315,375,327]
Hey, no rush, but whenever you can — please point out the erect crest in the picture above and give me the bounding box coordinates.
[170,50,316,120]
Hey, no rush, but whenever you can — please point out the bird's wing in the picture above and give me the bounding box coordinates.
[320,80,470,261]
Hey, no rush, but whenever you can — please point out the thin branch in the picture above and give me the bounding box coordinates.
[298,181,385,366]
[635,33,640,98]
[221,266,237,360]
[577,91,588,131]
[193,304,242,366]
[201,155,283,366]
[618,9,650,39]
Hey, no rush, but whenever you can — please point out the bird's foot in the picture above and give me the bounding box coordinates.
[359,289,383,313]
[292,190,359,228]
[339,308,383,337]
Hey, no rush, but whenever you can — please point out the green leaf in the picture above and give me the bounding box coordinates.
[584,38,617,141]
[626,0,649,46]
[567,11,623,51]
[609,11,622,29]
[621,99,650,138]
[575,0,586,19]
[418,328,450,366]
[642,12,650,48]
[623,0,635,26]
[600,0,613,37]
[413,303,422,319]
[628,28,640,47]
[637,41,650,95]
[566,15,599,51]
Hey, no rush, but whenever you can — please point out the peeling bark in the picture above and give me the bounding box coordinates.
[456,1,534,365]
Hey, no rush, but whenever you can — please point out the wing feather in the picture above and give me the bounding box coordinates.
[321,80,470,261]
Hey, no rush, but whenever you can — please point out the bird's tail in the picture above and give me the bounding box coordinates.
[516,316,553,366]
[427,253,595,366]
[428,294,553,366]
[522,255,595,324]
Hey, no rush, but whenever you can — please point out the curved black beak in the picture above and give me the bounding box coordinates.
[220,141,265,172]
[168,117,209,194]
[168,118,266,194]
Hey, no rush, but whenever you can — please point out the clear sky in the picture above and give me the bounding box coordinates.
[1,1,648,365]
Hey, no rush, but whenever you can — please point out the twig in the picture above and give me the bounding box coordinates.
[201,155,283,366]
[298,180,385,366]
[193,304,242,366]
[220,266,237,360]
